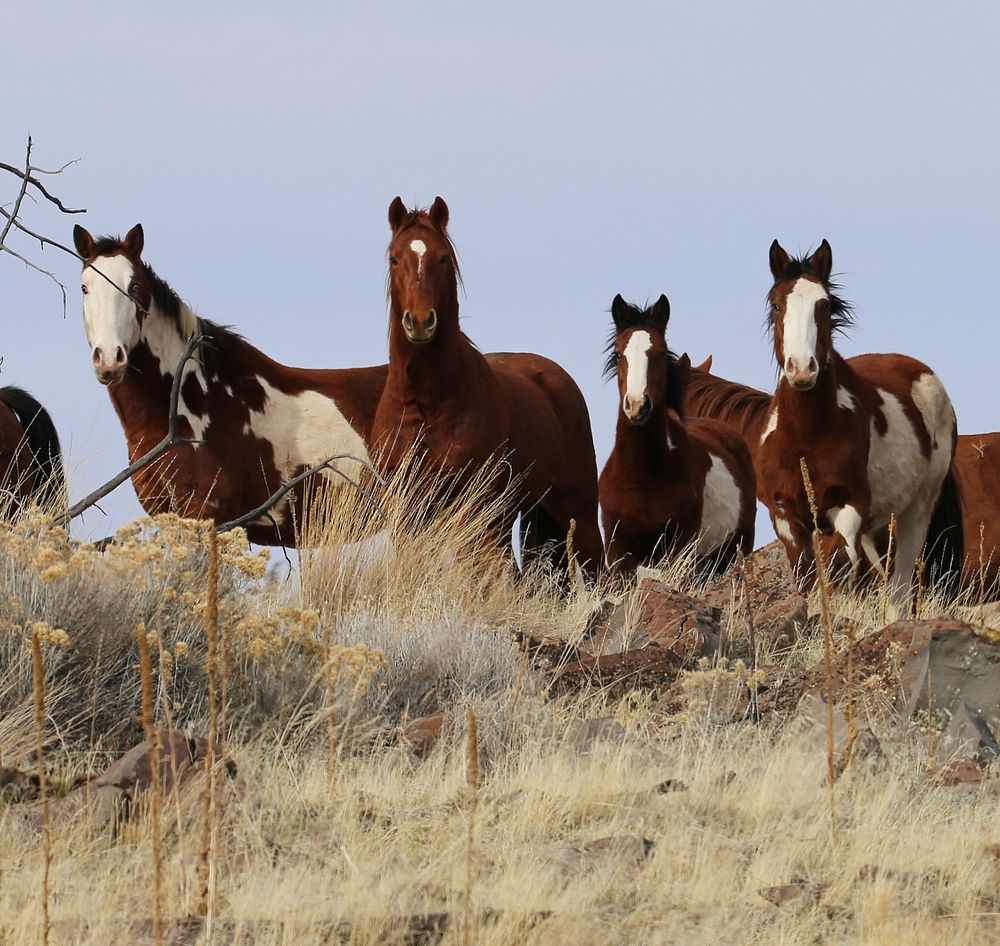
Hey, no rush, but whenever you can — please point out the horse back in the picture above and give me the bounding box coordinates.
[0,398,35,505]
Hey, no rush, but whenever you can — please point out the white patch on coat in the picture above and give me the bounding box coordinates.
[224,385,233,397]
[241,378,371,523]
[697,455,742,554]
[837,386,856,411]
[760,407,779,444]
[827,503,862,568]
[774,515,794,544]
[866,389,925,525]
[622,330,653,409]
[910,372,953,453]
[410,239,427,278]
[782,278,827,374]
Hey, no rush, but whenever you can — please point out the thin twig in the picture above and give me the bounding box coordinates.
[215,454,386,534]
[31,626,51,946]
[0,159,85,213]
[55,335,206,526]
[0,138,34,249]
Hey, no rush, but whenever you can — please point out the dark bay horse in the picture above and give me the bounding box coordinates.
[373,197,603,578]
[0,387,64,515]
[599,296,755,578]
[686,241,962,607]
[73,224,387,545]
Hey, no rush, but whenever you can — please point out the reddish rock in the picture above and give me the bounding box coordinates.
[632,580,722,660]
[702,540,806,653]
[551,648,683,698]
[400,713,445,757]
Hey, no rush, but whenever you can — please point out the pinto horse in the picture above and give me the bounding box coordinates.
[0,387,64,515]
[688,241,961,605]
[73,224,387,545]
[374,197,603,578]
[598,295,755,578]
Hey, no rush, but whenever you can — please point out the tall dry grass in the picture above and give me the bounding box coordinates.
[0,460,998,944]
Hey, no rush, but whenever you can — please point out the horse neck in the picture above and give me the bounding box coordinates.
[386,294,476,398]
[108,300,203,436]
[774,351,847,432]
[612,402,688,480]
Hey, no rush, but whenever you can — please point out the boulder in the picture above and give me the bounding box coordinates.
[550,648,684,699]
[631,581,723,660]
[702,541,806,653]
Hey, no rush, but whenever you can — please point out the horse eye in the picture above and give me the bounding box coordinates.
[440,255,450,264]
[771,302,780,312]
[390,256,399,266]
[129,282,140,295]
[81,285,88,295]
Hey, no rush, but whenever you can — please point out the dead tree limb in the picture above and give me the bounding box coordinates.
[0,138,34,248]
[0,158,84,213]
[55,335,206,526]
[216,455,387,534]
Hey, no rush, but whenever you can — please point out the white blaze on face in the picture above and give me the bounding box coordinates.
[80,255,142,361]
[623,329,653,411]
[410,239,427,279]
[782,278,827,377]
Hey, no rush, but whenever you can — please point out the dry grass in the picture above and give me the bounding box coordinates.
[0,469,998,945]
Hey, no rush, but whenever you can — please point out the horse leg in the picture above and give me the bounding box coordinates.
[888,491,939,618]
[829,504,865,586]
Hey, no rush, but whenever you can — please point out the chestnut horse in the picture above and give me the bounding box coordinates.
[0,387,64,515]
[599,295,755,578]
[374,197,603,578]
[73,224,387,545]
[947,433,1000,595]
[687,241,962,606]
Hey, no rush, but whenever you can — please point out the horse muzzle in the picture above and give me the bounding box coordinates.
[402,309,437,344]
[93,344,128,385]
[623,394,652,424]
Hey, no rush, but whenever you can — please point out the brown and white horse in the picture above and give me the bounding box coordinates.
[599,296,755,578]
[73,224,387,545]
[0,387,65,515]
[375,197,604,578]
[690,240,961,605]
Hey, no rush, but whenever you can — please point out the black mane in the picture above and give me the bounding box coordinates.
[769,252,856,336]
[603,299,685,418]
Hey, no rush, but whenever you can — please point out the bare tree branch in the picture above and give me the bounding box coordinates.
[216,455,386,534]
[0,157,85,213]
[0,244,68,315]
[0,137,34,248]
[55,335,206,526]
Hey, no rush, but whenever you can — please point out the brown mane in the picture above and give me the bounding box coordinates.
[684,366,772,441]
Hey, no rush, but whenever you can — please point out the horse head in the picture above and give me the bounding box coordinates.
[605,294,683,425]
[767,239,853,391]
[74,223,151,385]
[386,196,460,346]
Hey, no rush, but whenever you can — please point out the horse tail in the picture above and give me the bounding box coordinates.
[0,387,66,511]
[923,466,964,597]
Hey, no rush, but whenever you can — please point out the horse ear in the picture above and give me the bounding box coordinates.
[769,239,790,281]
[388,196,407,232]
[694,354,713,372]
[123,224,144,257]
[73,225,95,259]
[429,196,449,231]
[650,294,671,331]
[610,293,629,330]
[677,352,692,384]
[809,239,833,281]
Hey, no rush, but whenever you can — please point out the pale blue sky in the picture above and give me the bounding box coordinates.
[3,1,998,544]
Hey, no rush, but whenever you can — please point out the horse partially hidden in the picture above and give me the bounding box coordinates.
[599,295,755,578]
[948,433,1000,595]
[374,197,604,578]
[73,224,387,545]
[690,240,961,606]
[0,387,64,515]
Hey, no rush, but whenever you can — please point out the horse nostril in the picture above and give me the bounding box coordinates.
[808,357,818,372]
[92,347,103,366]
[426,310,437,330]
[115,346,126,365]
[403,311,414,331]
